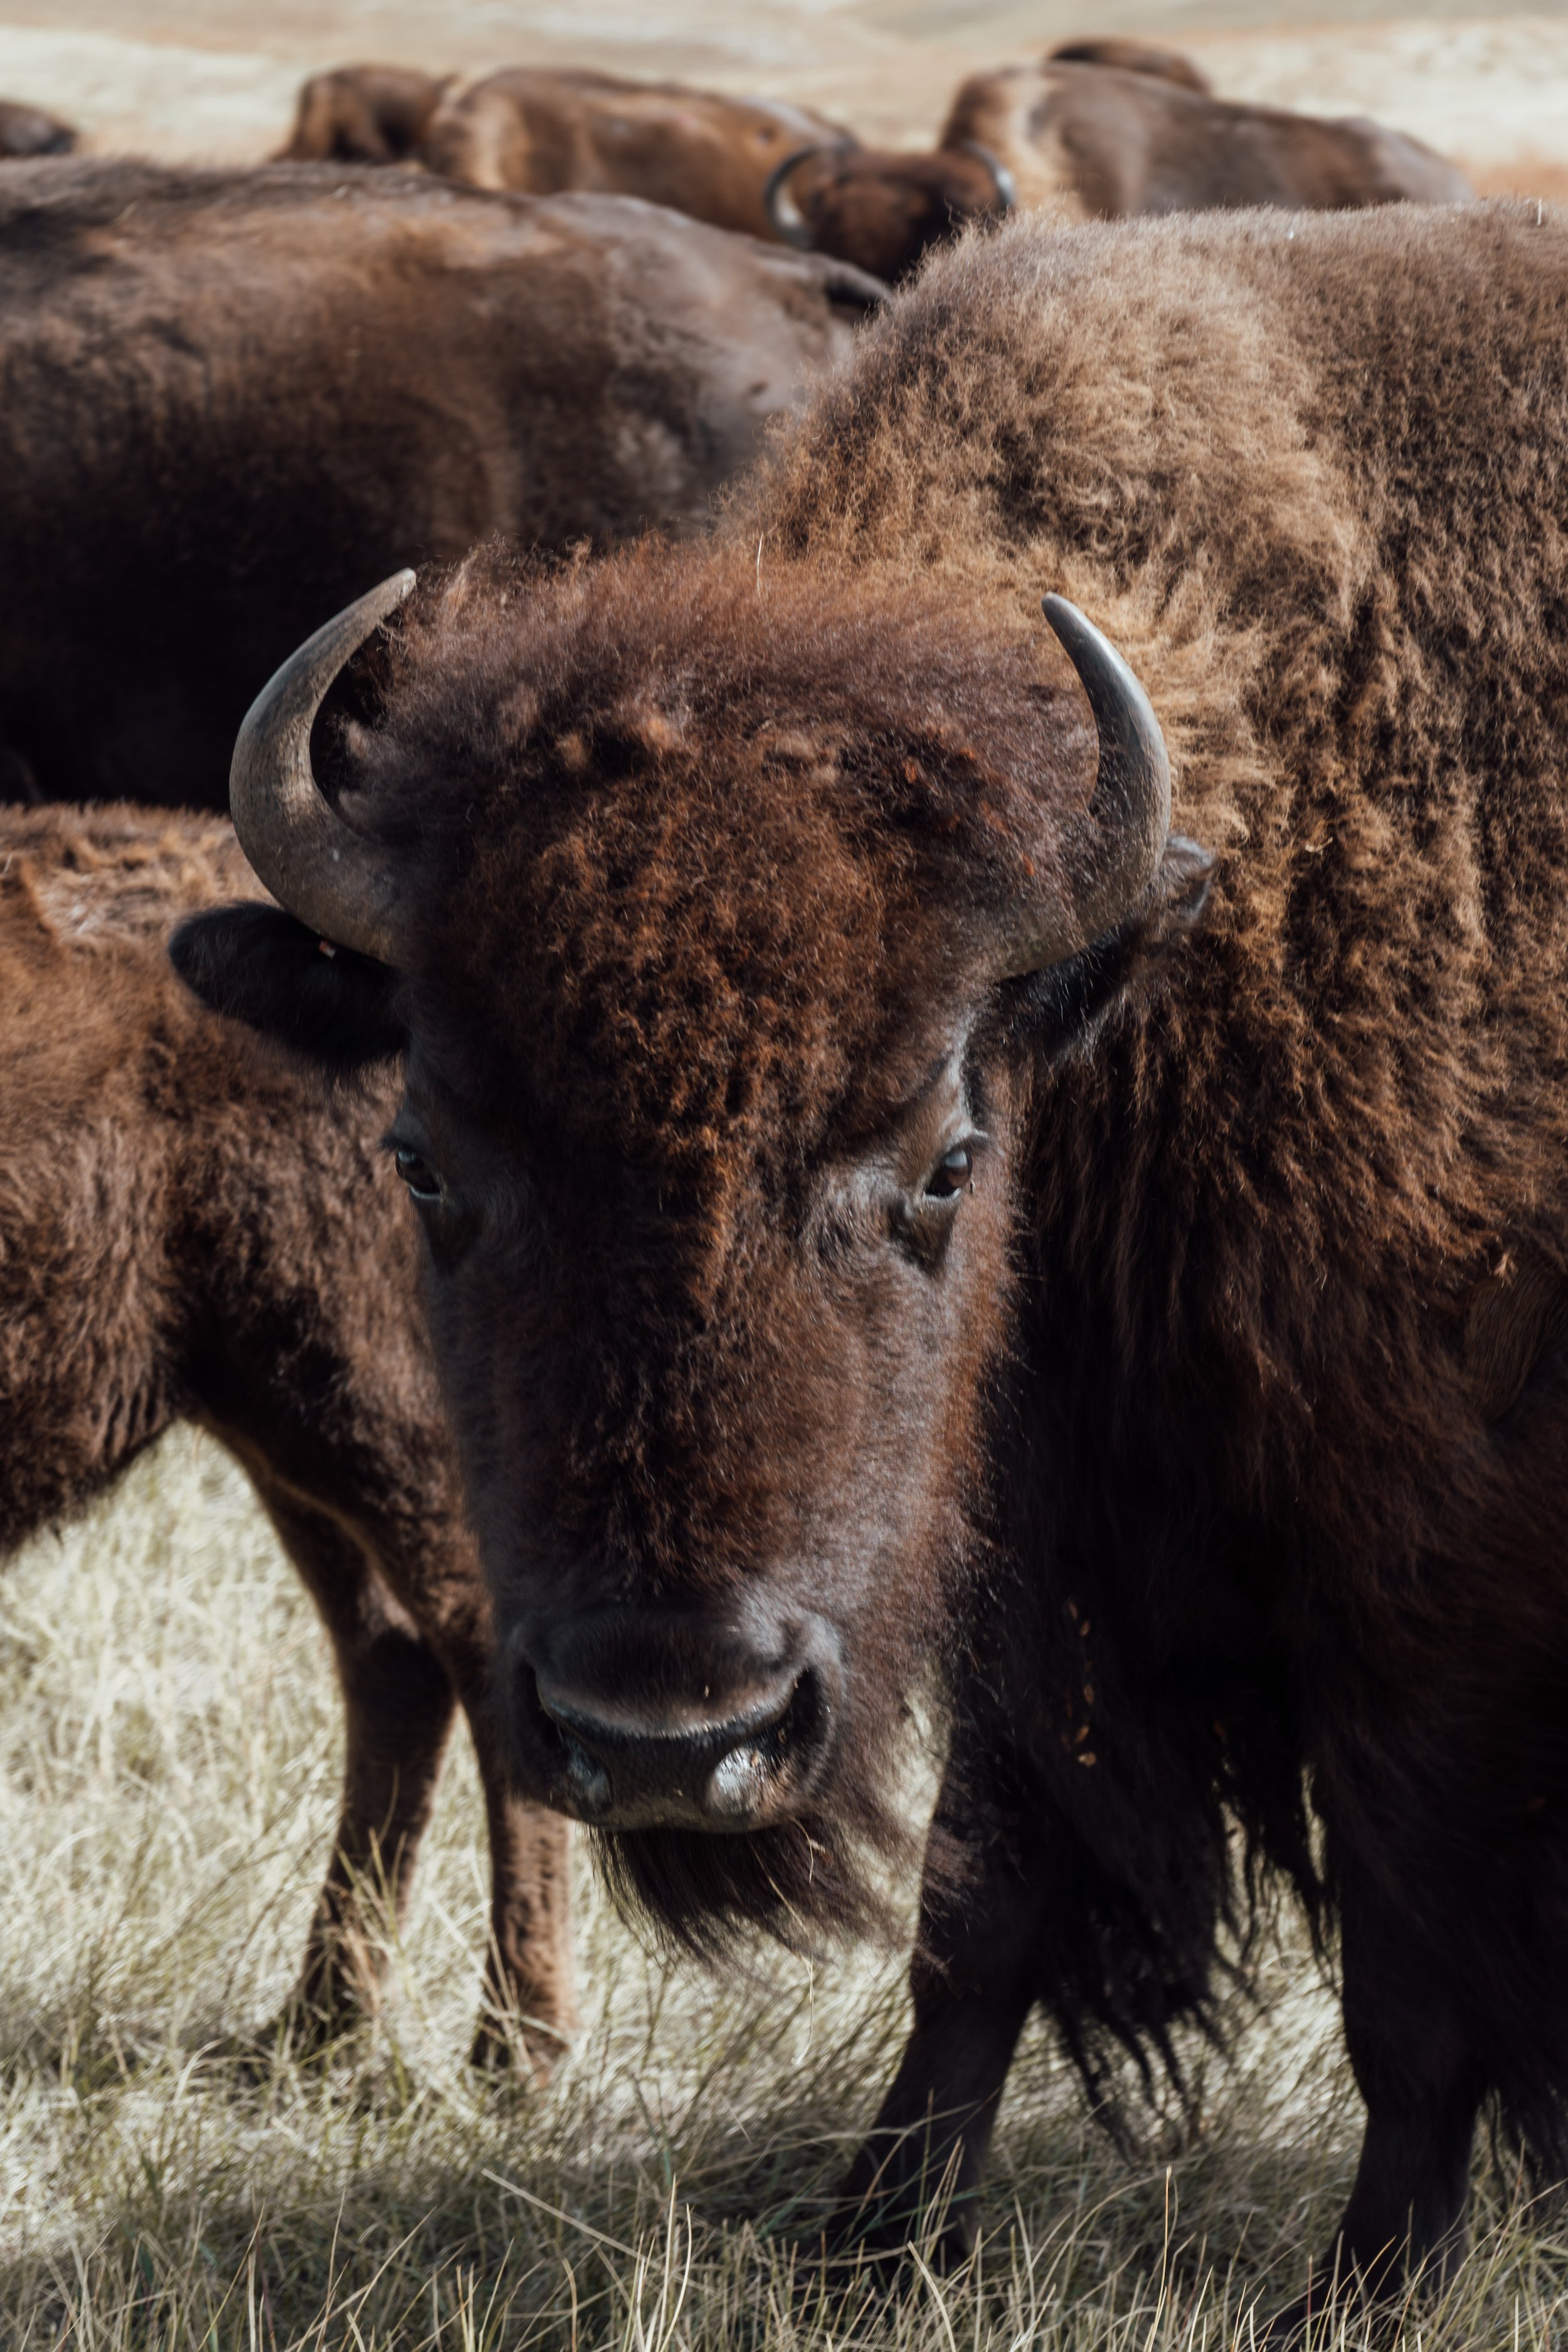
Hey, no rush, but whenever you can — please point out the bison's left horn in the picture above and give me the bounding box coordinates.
[229,570,415,965]
[955,136,1018,214]
[992,598,1172,976]
[763,144,829,246]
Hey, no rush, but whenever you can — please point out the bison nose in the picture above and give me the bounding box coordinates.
[521,1628,840,1831]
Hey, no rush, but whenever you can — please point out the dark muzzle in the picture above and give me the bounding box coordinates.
[509,1607,842,1831]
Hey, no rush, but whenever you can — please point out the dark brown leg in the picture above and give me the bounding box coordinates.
[1279,1865,1483,2335]
[836,1749,1041,2260]
[256,1483,458,2037]
[469,1765,577,2079]
[255,1470,578,2072]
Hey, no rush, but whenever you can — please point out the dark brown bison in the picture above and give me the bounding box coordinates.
[173,199,1568,2318]
[0,159,879,810]
[276,65,452,164]
[421,68,854,244]
[4,805,574,2071]
[773,53,1469,281]
[0,100,75,158]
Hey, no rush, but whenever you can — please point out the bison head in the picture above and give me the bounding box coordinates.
[765,141,1015,283]
[173,551,1210,1949]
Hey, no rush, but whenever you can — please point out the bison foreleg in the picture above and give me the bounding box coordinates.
[1282,1867,1485,2332]
[453,1685,578,2080]
[252,1483,457,2044]
[834,1751,1041,2264]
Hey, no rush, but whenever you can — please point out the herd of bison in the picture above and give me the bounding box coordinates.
[3,23,1567,2341]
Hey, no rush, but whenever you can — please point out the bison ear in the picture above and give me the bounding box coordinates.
[169,903,405,1067]
[1010,832,1214,1057]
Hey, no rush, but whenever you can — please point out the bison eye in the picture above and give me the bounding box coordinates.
[926,1142,975,1200]
[394,1146,443,1204]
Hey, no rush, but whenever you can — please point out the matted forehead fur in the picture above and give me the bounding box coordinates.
[351,543,1093,1197]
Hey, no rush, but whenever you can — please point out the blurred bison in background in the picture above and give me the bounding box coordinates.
[948,53,1472,220]
[773,46,1468,278]
[277,64,451,164]
[181,199,1568,2318]
[421,67,852,243]
[0,100,75,157]
[0,160,879,808]
[1,805,575,2069]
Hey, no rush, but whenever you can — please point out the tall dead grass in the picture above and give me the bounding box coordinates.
[2,1431,1565,2348]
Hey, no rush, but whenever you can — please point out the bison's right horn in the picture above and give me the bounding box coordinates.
[955,136,1018,214]
[990,599,1172,977]
[763,144,830,246]
[229,570,415,965]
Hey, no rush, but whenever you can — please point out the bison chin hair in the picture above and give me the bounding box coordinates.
[589,1712,940,1961]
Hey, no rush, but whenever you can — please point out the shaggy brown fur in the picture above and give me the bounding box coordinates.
[421,68,851,243]
[275,66,452,165]
[179,199,1568,2310]
[0,159,879,809]
[4,807,575,2070]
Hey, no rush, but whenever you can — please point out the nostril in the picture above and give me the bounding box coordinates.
[703,1666,825,1820]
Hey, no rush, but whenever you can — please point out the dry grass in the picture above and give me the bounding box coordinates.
[3,1431,1567,2348]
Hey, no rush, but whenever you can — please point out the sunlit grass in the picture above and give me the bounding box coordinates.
[1,1429,1564,2346]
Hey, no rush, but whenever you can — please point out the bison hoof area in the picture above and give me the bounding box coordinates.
[816,2183,980,2280]
[467,2006,574,2084]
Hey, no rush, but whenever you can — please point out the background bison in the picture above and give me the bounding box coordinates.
[0,159,878,810]
[421,68,852,243]
[181,197,1568,2324]
[762,42,1470,280]
[0,805,574,2070]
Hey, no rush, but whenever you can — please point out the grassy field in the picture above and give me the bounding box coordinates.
[1,1434,1565,2348]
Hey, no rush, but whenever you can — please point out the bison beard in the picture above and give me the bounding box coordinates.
[590,1779,916,1959]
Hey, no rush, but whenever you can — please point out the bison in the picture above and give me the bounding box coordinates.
[172,198,1568,2319]
[0,159,879,810]
[946,55,1473,220]
[421,68,854,245]
[4,804,574,2071]
[276,65,452,165]
[771,53,1470,281]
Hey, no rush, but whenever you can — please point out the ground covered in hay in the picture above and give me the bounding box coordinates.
[1,1434,1565,2348]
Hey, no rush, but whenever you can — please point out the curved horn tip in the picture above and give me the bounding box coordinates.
[356,566,418,630]
[763,142,828,248]
[1040,596,1169,797]
[1037,591,1172,941]
[228,569,417,965]
[956,136,1017,213]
